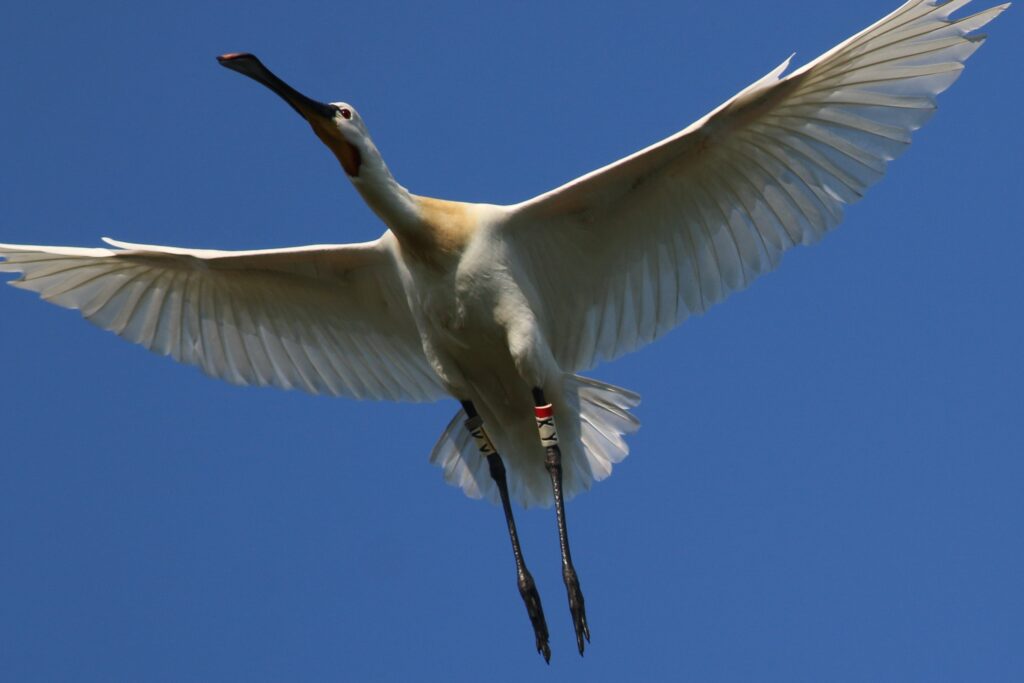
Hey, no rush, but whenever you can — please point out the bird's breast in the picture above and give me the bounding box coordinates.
[395,196,480,271]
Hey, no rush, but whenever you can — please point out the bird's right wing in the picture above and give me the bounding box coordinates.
[0,232,445,402]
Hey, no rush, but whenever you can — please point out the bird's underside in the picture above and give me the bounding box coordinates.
[0,0,1007,662]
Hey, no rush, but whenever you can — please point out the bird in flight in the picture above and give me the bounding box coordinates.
[0,0,1008,661]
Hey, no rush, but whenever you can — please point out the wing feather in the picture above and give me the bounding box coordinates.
[504,0,1007,371]
[0,235,444,402]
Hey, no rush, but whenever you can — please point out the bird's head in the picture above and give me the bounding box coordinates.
[217,52,365,178]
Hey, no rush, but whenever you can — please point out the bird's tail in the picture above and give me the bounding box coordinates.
[429,374,641,507]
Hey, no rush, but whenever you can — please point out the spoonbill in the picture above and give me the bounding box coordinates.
[0,0,1008,661]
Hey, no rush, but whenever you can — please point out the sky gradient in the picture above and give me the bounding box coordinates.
[1,1,1021,680]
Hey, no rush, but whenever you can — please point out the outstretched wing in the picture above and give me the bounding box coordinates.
[503,0,1007,372]
[0,233,445,402]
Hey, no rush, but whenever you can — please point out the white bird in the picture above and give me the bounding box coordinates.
[0,0,1007,661]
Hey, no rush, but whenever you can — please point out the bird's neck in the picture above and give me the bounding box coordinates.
[352,160,418,231]
[350,150,442,256]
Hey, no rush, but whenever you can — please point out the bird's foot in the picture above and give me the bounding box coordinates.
[517,568,551,663]
[563,565,590,655]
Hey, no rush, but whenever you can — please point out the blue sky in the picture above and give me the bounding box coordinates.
[1,0,1021,680]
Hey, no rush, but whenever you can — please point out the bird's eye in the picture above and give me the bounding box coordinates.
[339,108,352,120]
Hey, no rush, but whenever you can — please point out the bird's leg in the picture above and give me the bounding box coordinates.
[532,388,590,656]
[461,400,551,663]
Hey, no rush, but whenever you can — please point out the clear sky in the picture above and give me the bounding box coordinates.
[1,1,1021,680]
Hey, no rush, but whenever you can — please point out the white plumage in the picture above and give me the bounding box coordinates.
[0,0,1008,508]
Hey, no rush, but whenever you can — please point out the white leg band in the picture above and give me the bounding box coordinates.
[534,404,559,448]
[464,415,497,456]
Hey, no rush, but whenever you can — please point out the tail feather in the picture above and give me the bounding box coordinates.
[429,374,641,507]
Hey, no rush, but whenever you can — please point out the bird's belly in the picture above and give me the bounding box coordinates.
[412,268,531,410]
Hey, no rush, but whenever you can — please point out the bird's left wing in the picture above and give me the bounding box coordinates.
[0,233,445,401]
[502,0,1007,372]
